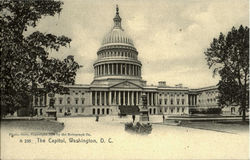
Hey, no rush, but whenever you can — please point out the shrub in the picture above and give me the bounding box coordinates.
[189,108,222,114]
[125,122,152,134]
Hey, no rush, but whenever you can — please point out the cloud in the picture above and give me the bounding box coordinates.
[27,0,249,88]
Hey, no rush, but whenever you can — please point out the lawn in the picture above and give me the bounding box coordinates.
[180,120,249,134]
[1,120,64,133]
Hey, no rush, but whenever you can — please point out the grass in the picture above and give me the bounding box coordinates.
[180,121,249,134]
[1,120,64,133]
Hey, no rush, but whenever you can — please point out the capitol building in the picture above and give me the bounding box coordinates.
[33,6,224,117]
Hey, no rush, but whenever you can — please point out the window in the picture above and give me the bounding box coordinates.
[40,96,43,105]
[159,99,162,105]
[182,107,184,112]
[59,108,62,113]
[102,108,105,114]
[75,108,78,113]
[182,99,185,105]
[75,99,78,104]
[177,108,179,112]
[35,97,38,106]
[82,92,84,95]
[164,107,167,112]
[40,109,43,115]
[82,98,85,104]
[107,108,109,115]
[93,108,95,115]
[67,98,70,104]
[81,108,84,113]
[164,99,167,105]
[171,109,173,113]
[171,99,173,105]
[59,99,63,104]
[177,99,180,105]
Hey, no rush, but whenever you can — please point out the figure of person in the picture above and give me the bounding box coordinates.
[96,115,99,122]
[162,114,165,122]
[132,115,135,123]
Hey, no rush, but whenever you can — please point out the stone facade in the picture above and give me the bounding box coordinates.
[33,6,227,117]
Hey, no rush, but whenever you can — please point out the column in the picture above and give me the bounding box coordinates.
[174,93,177,105]
[147,92,149,106]
[97,66,99,76]
[185,94,188,106]
[154,93,157,106]
[123,91,125,105]
[112,64,114,75]
[125,64,127,75]
[100,65,102,75]
[139,66,141,76]
[114,91,117,105]
[116,63,118,75]
[195,95,197,105]
[131,92,134,105]
[128,64,131,75]
[132,65,134,75]
[118,91,121,105]
[121,64,123,75]
[102,64,106,75]
[128,91,130,105]
[99,65,101,76]
[109,91,111,106]
[150,93,154,106]
[136,66,138,76]
[136,92,138,105]
[94,91,97,106]
[99,91,102,105]
[104,91,107,106]
[90,91,92,105]
[139,92,142,105]
[107,64,110,75]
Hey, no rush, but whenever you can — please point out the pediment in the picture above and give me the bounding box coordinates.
[109,81,143,89]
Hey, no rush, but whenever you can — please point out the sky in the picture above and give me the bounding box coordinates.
[28,0,249,88]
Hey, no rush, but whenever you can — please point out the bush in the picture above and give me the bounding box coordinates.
[189,108,222,114]
[125,122,152,134]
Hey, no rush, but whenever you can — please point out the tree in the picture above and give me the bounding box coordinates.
[0,0,81,117]
[204,25,249,121]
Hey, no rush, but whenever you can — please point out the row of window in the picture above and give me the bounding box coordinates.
[71,90,85,96]
[57,98,85,105]
[198,98,217,103]
[98,50,137,59]
[59,107,84,113]
[159,93,185,97]
[159,99,185,105]
[162,107,185,113]
[93,108,110,115]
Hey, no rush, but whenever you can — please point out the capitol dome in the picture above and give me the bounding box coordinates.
[102,28,134,47]
[93,5,142,83]
[101,6,134,47]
